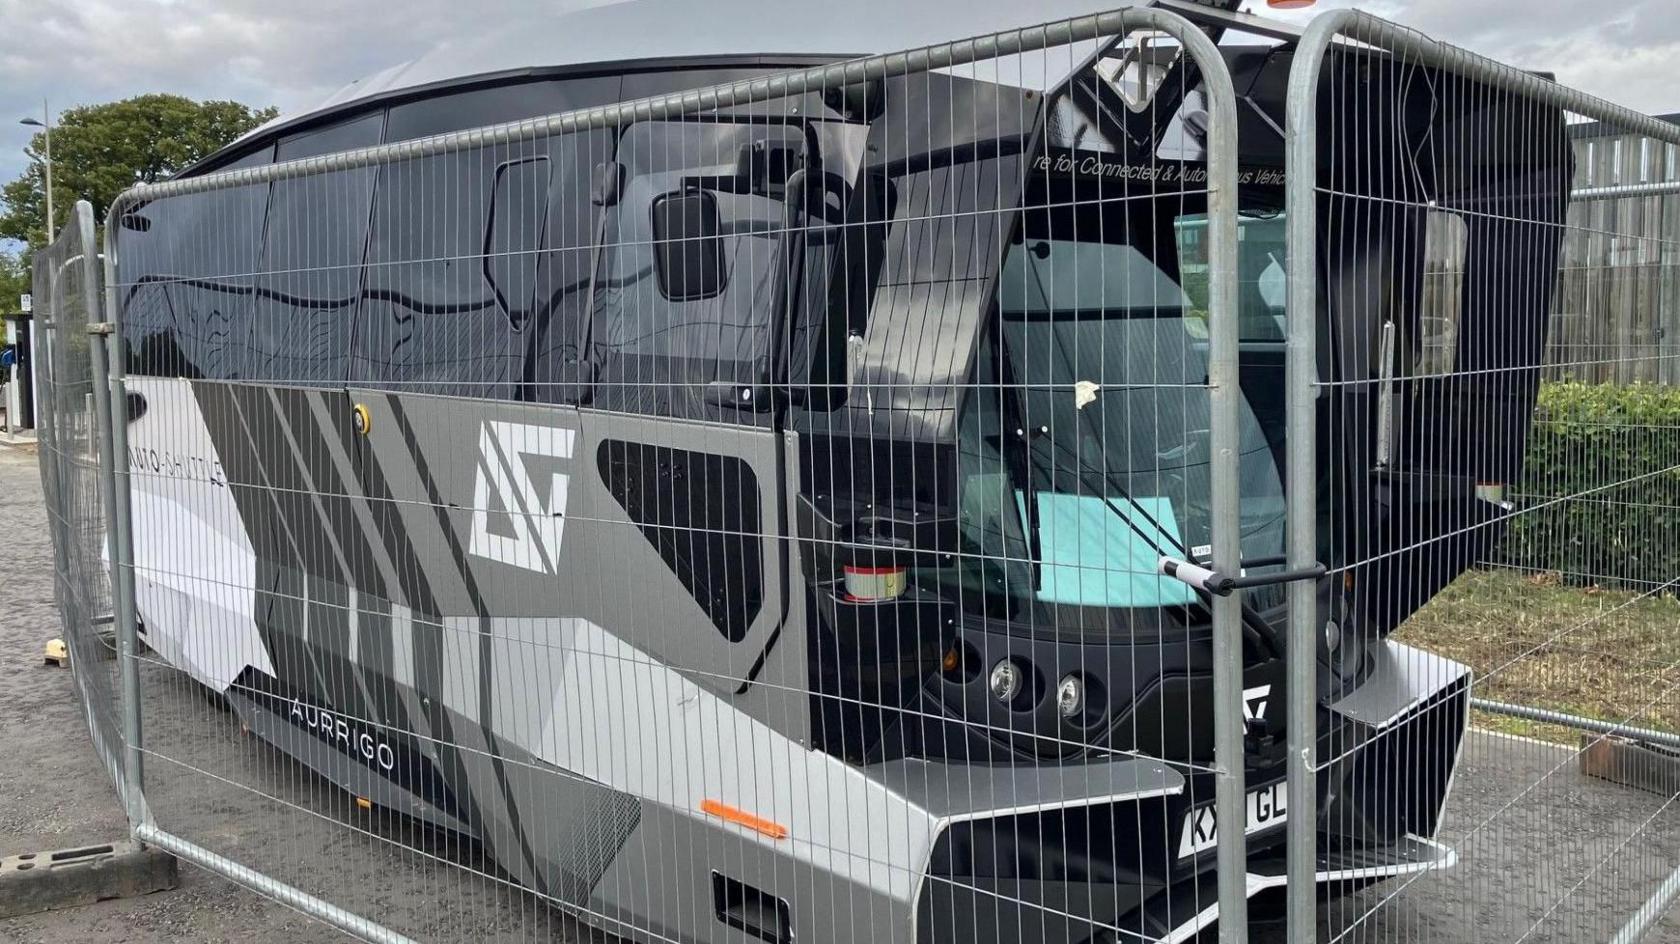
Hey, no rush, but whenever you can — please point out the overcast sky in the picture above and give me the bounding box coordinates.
[1,0,1676,225]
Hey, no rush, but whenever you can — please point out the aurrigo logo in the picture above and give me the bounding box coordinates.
[468,420,575,573]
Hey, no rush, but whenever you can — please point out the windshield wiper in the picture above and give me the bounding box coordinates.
[1022,429,1286,660]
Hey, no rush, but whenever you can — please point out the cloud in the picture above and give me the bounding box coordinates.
[0,0,465,115]
[0,0,517,196]
[1257,0,1680,114]
[1,0,1677,226]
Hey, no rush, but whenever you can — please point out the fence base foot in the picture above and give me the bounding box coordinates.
[1580,735,1680,797]
[0,839,178,919]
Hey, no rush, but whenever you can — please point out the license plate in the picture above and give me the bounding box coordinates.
[1177,781,1288,859]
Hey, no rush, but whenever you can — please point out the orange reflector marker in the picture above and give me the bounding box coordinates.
[700,799,788,840]
[355,796,373,811]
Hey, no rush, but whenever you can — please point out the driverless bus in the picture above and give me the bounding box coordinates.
[109,0,1570,940]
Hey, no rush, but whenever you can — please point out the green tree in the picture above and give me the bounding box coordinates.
[0,248,27,314]
[1,94,277,251]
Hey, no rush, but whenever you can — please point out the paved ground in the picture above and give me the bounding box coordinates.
[0,440,1676,943]
[1293,730,1680,944]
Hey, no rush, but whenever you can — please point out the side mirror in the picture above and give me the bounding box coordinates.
[651,189,726,302]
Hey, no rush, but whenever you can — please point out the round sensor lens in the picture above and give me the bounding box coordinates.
[1056,674,1084,719]
[989,660,1022,704]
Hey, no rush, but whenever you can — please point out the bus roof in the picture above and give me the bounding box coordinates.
[282,0,1202,124]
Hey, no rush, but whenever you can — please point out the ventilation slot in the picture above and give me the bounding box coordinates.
[711,871,792,944]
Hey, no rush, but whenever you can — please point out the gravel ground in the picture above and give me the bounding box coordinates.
[0,440,1677,943]
[0,443,396,944]
[0,443,578,943]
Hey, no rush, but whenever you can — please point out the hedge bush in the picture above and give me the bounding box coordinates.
[1502,381,1680,591]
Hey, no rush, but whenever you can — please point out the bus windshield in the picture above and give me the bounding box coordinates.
[936,233,1286,629]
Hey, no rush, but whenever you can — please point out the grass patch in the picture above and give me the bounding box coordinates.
[1393,567,1680,744]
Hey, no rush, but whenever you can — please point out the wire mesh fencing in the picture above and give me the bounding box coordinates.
[33,200,127,796]
[28,3,1680,944]
[1281,10,1680,944]
[81,6,1288,943]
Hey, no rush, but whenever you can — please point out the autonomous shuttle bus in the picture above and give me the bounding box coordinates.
[108,0,1571,940]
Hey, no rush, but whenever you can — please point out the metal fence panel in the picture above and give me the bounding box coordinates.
[66,7,1275,942]
[1283,11,1680,943]
[35,5,1680,943]
[39,3,1680,933]
[34,200,126,798]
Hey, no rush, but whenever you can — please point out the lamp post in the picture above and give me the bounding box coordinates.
[20,101,53,244]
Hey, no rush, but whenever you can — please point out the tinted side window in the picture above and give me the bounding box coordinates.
[357,143,531,398]
[781,121,875,407]
[363,82,630,400]
[529,130,617,404]
[597,440,763,643]
[382,78,620,143]
[485,158,551,322]
[592,120,803,417]
[122,146,272,379]
[245,115,383,385]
